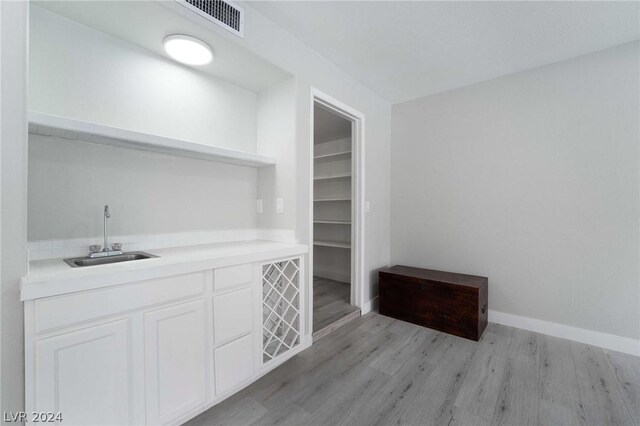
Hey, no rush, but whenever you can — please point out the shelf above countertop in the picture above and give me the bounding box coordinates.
[28,111,276,168]
[313,240,351,249]
[313,198,351,202]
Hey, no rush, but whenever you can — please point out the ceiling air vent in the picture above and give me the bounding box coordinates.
[176,0,244,38]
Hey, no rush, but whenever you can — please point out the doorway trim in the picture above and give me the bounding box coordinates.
[309,87,366,319]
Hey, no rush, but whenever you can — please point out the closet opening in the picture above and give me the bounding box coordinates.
[310,89,365,341]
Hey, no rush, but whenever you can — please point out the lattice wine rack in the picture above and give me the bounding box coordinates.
[262,258,301,363]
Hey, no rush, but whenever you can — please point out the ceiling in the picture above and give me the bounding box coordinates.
[314,104,351,143]
[34,1,291,93]
[249,1,640,103]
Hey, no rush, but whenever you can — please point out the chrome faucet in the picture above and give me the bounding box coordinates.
[88,204,123,258]
[103,204,111,251]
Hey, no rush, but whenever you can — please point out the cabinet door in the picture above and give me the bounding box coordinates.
[34,320,131,425]
[214,287,253,345]
[144,300,206,425]
[214,334,254,395]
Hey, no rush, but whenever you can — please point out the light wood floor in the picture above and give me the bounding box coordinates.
[186,312,639,426]
[312,277,360,337]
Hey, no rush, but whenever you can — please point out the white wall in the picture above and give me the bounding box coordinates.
[28,6,263,248]
[256,78,297,238]
[28,135,257,241]
[391,43,640,342]
[32,1,392,305]
[227,2,392,305]
[1,0,28,416]
[30,6,258,153]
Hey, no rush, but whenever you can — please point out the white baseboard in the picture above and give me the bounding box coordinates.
[489,309,640,357]
[361,296,378,315]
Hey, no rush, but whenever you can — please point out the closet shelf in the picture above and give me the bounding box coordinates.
[28,111,276,168]
[314,174,351,181]
[314,151,352,160]
[313,198,351,202]
[313,240,351,249]
[313,220,351,225]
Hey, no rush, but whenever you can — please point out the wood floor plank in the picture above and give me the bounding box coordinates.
[291,328,398,413]
[606,350,640,425]
[342,332,452,426]
[254,315,393,410]
[538,334,582,426]
[249,314,396,412]
[571,342,635,425]
[486,327,541,425]
[490,354,540,426]
[248,401,310,426]
[313,309,361,342]
[186,396,267,426]
[400,335,478,425]
[369,326,430,376]
[305,365,391,425]
[508,327,540,360]
[185,313,636,426]
[453,327,512,422]
[224,315,380,411]
[313,277,359,335]
[449,406,491,426]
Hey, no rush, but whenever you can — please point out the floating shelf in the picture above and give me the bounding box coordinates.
[313,240,351,249]
[313,198,351,202]
[314,151,352,161]
[28,111,276,168]
[313,174,351,181]
[313,220,351,225]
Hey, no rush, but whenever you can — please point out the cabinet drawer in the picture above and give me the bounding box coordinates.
[214,334,254,395]
[35,272,206,334]
[214,264,253,292]
[214,287,253,345]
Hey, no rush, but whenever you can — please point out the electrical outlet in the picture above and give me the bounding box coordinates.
[256,199,263,214]
[365,201,371,213]
[276,198,284,213]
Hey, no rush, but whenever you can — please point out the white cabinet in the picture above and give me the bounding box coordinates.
[24,253,307,426]
[34,320,132,426]
[144,300,207,425]
[214,334,254,395]
[213,287,253,345]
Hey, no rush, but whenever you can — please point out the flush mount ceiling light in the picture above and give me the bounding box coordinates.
[163,34,213,66]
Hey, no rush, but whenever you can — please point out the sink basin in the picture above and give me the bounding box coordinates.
[64,251,158,268]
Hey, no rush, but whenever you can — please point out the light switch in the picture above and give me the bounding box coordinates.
[276,198,284,213]
[365,201,371,213]
[256,199,263,214]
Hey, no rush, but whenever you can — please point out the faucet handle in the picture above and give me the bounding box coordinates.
[89,244,102,253]
[111,243,123,251]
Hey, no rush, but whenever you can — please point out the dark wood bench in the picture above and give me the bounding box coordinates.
[378,265,488,341]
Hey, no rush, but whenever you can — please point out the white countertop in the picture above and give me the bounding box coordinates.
[21,240,308,301]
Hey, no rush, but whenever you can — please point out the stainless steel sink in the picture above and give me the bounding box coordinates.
[64,251,158,268]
